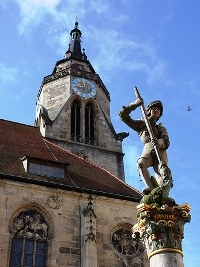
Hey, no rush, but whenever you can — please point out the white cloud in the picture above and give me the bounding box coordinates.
[0,63,18,85]
[90,0,110,13]
[15,0,61,33]
[14,0,107,34]
[12,0,169,85]
[0,63,19,96]
[0,62,34,98]
[84,27,167,84]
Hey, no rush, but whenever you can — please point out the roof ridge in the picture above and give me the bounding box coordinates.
[44,138,142,196]
[0,118,37,129]
[44,138,118,171]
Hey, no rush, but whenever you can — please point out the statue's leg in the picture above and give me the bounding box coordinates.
[137,157,154,195]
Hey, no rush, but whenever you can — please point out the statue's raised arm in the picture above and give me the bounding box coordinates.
[119,87,170,196]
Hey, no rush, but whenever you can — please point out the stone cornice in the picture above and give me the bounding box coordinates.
[39,67,110,101]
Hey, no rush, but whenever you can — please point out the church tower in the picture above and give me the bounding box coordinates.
[35,22,128,180]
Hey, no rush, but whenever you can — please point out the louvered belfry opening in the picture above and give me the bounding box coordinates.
[71,100,81,142]
[85,102,95,145]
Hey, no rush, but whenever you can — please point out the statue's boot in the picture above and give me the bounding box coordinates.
[138,168,154,195]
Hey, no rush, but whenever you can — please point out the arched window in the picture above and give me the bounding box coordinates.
[9,210,49,267]
[85,103,95,145]
[71,100,81,142]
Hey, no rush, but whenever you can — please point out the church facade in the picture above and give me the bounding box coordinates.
[0,22,149,267]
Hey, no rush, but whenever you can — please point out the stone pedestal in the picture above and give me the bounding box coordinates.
[133,203,191,267]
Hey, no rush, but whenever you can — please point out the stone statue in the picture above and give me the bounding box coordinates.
[125,88,191,267]
[119,87,170,196]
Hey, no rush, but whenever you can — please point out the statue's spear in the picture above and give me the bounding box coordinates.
[134,86,162,164]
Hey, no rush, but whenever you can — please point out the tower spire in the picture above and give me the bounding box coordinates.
[65,21,87,60]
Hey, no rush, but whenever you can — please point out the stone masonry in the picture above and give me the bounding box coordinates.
[0,179,149,267]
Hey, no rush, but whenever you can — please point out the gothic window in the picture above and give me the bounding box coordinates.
[71,100,81,142]
[85,103,95,145]
[9,210,49,267]
[111,224,144,256]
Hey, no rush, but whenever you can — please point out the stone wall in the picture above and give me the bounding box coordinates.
[0,179,149,267]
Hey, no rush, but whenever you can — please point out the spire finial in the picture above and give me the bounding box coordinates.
[67,21,87,60]
[75,16,78,28]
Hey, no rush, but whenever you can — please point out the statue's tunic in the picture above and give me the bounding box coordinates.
[119,105,170,168]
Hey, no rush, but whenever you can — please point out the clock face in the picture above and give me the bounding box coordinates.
[72,78,96,99]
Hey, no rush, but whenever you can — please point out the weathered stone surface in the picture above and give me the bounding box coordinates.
[0,180,147,267]
[150,252,184,267]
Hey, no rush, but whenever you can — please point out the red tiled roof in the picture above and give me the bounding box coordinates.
[0,119,142,201]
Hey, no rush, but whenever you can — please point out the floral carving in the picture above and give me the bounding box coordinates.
[47,195,62,209]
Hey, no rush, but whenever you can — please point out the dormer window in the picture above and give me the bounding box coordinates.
[29,162,65,178]
[21,157,69,179]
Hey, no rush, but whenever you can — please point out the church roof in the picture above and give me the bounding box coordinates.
[0,119,142,202]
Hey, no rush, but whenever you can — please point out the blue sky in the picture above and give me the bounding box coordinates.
[0,1,199,266]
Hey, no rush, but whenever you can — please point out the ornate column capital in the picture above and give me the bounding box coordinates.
[132,203,191,260]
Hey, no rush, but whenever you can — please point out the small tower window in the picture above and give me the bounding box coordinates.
[85,103,95,145]
[71,100,81,142]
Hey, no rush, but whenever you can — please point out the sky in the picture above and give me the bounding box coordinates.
[0,0,199,266]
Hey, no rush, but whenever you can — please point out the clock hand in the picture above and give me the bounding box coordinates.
[82,78,86,88]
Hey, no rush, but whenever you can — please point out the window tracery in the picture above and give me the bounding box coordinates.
[9,210,49,267]
[70,99,96,145]
[71,99,81,142]
[85,102,95,145]
[111,225,144,257]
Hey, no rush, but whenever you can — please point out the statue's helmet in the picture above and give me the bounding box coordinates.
[146,100,163,120]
